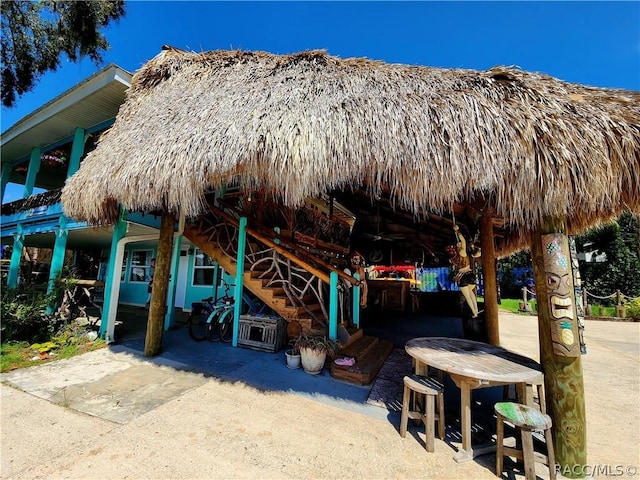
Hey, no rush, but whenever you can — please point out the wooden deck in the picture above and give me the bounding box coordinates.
[330,334,394,385]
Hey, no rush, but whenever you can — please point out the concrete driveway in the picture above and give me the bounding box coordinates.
[1,312,638,479]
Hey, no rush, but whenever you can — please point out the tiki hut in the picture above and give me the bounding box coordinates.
[62,47,640,250]
[61,47,639,470]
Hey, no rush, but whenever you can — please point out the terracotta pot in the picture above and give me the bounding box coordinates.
[300,347,326,375]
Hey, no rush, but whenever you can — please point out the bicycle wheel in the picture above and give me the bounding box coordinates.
[219,309,234,343]
[188,312,209,341]
[206,309,222,342]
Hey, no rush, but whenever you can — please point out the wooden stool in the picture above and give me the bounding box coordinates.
[380,290,387,311]
[495,402,556,480]
[400,374,445,452]
[410,292,420,312]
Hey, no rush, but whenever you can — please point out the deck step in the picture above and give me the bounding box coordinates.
[337,326,363,348]
[330,336,394,385]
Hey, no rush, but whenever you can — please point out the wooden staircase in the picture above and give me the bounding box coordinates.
[184,204,394,386]
[184,223,320,323]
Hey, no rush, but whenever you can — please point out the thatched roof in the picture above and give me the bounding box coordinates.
[61,47,640,252]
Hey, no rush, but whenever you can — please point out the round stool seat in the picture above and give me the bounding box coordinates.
[494,402,552,430]
[400,374,445,452]
[494,401,556,480]
[404,373,443,395]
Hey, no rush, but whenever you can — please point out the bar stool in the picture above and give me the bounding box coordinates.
[400,374,445,452]
[494,402,556,480]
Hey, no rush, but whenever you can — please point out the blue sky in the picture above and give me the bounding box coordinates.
[2,1,639,200]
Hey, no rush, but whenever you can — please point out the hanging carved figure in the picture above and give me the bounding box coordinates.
[447,225,481,318]
[347,251,368,309]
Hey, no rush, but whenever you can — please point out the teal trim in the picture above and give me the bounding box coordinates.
[353,273,361,328]
[329,271,338,340]
[1,162,11,202]
[164,235,183,330]
[1,203,64,236]
[67,128,85,178]
[7,225,24,288]
[86,119,115,134]
[23,148,41,198]
[100,217,127,338]
[124,212,162,229]
[46,217,69,313]
[232,217,248,347]
[213,262,220,299]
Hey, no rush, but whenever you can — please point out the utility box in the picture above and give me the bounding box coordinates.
[238,314,287,353]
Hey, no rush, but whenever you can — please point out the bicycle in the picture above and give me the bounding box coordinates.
[187,284,234,342]
[188,280,270,343]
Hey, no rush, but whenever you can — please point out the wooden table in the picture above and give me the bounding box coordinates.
[405,337,543,463]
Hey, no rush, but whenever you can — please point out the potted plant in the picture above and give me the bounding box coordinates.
[292,332,340,375]
[285,345,301,369]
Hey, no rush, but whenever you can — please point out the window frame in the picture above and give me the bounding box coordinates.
[129,249,154,284]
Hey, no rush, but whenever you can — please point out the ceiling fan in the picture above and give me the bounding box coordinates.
[360,231,406,242]
[359,204,405,241]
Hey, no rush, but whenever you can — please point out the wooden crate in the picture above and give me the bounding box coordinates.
[238,314,287,353]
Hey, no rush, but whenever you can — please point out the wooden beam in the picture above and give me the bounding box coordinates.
[144,211,176,357]
[530,217,587,473]
[480,215,500,345]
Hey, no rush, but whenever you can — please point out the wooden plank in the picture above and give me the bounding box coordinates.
[330,338,394,385]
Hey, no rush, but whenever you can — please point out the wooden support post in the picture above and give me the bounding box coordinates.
[7,224,24,288]
[45,216,69,313]
[1,161,12,202]
[164,235,183,330]
[352,272,361,328]
[530,217,587,476]
[329,271,338,340]
[144,211,175,357]
[232,216,248,347]
[480,216,500,345]
[100,216,127,340]
[23,148,41,198]
[66,127,85,178]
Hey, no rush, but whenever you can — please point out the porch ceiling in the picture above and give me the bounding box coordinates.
[1,64,132,188]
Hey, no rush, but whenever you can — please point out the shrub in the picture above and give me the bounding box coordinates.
[624,298,640,321]
[0,283,58,342]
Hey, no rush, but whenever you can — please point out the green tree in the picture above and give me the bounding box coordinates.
[1,0,125,108]
[576,211,640,302]
[497,250,532,298]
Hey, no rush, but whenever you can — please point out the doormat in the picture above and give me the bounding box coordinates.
[366,348,413,412]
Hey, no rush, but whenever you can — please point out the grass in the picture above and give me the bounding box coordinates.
[493,298,619,318]
[498,298,536,313]
[478,297,537,314]
[0,336,106,373]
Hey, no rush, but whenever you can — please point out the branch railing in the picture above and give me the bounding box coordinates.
[195,202,360,328]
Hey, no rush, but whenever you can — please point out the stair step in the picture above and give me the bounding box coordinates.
[338,335,380,360]
[337,326,363,349]
[250,263,271,272]
[262,286,286,296]
[330,337,394,385]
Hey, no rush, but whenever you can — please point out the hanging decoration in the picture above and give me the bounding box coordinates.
[41,150,68,169]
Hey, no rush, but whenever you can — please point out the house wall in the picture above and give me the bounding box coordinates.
[182,248,234,312]
[112,242,231,311]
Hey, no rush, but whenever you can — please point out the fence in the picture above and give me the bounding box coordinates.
[520,286,640,318]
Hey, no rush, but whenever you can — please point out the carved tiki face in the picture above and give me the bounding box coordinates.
[542,233,580,356]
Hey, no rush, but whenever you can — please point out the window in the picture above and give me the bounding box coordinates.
[129,250,154,283]
[193,249,216,285]
[120,251,129,282]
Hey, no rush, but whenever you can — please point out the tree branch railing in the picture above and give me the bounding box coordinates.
[195,202,361,327]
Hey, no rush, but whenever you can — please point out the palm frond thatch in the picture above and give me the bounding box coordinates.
[61,47,640,251]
